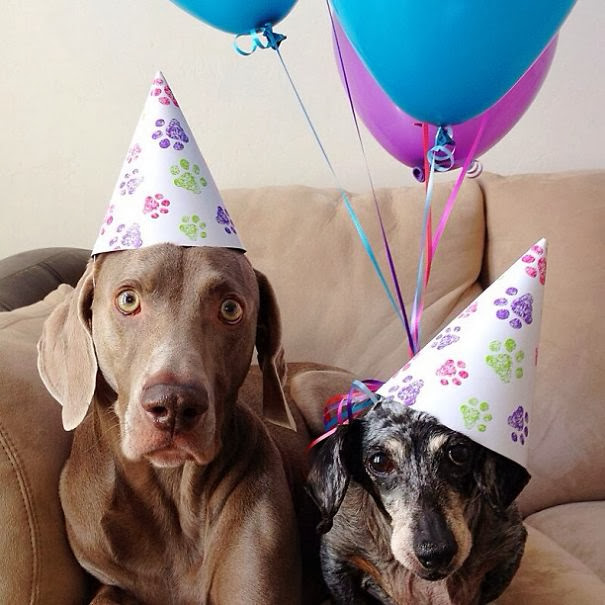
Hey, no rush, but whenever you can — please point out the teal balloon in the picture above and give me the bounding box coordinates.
[331,0,576,125]
[170,0,297,35]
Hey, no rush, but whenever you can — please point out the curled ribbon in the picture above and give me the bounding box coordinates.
[233,23,286,56]
[307,379,383,450]
[426,126,456,172]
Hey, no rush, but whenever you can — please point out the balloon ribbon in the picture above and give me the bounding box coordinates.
[234,23,415,353]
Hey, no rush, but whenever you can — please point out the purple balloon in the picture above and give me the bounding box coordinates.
[332,17,557,175]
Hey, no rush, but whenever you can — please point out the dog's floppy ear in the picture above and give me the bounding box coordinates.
[37,261,97,431]
[474,449,531,512]
[307,423,356,533]
[254,269,295,431]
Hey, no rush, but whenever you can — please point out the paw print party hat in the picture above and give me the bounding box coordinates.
[92,71,243,255]
[377,240,548,467]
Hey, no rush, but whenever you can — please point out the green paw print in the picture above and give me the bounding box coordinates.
[460,398,493,432]
[170,159,208,194]
[179,215,207,241]
[485,338,525,383]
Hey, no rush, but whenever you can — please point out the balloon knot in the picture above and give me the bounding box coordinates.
[234,23,287,56]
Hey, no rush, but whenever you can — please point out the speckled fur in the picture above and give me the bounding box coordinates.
[307,398,529,605]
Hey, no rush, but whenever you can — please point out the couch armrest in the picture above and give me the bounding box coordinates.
[0,248,90,312]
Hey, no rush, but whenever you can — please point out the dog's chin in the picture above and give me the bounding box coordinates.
[145,448,196,468]
[123,434,221,468]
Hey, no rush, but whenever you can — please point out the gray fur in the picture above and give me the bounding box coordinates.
[307,397,529,605]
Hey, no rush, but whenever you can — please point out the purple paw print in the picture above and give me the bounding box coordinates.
[494,287,534,329]
[508,405,529,445]
[216,206,237,234]
[388,375,424,406]
[109,223,143,250]
[119,169,143,196]
[431,326,461,350]
[151,118,189,150]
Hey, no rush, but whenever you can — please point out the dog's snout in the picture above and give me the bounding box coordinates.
[413,508,458,573]
[141,383,208,432]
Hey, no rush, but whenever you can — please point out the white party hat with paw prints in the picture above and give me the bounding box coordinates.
[92,71,243,255]
[378,239,548,467]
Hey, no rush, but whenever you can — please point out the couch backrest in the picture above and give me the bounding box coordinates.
[479,171,605,515]
[224,179,486,380]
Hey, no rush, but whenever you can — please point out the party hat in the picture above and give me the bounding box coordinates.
[378,240,548,467]
[92,71,243,255]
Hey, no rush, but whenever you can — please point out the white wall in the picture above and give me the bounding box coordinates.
[2,0,603,257]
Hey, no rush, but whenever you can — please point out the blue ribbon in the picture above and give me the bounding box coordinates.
[427,126,456,172]
[233,23,286,56]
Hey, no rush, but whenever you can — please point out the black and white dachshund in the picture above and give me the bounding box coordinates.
[307,397,529,605]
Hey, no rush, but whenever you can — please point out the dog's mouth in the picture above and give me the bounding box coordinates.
[414,567,452,582]
[145,446,196,468]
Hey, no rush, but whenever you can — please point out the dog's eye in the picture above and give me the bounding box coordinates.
[448,444,471,466]
[367,452,395,475]
[219,299,243,324]
[115,290,140,315]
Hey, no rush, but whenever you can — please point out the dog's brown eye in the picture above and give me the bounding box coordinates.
[220,299,243,324]
[115,290,140,315]
[368,452,394,475]
[448,444,471,466]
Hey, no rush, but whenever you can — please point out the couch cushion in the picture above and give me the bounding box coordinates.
[525,501,605,581]
[224,179,485,380]
[0,247,89,311]
[499,525,605,604]
[479,171,605,515]
[0,285,89,604]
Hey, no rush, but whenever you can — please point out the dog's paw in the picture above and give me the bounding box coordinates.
[179,215,207,240]
[493,287,534,329]
[152,118,189,151]
[485,338,525,383]
[171,159,208,194]
[460,397,493,432]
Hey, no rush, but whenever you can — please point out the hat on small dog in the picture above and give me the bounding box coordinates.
[378,239,548,468]
[92,71,243,255]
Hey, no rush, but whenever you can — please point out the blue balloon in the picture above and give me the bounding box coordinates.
[170,0,298,35]
[331,0,576,125]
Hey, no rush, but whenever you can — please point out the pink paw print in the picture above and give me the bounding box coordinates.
[150,76,179,107]
[522,244,547,285]
[126,143,141,164]
[458,302,478,319]
[143,194,170,219]
[436,359,469,386]
[99,204,115,236]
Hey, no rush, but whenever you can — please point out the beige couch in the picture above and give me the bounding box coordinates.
[1,170,603,603]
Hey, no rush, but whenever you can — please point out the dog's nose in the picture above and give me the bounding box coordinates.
[414,541,457,571]
[141,383,208,432]
[413,507,458,571]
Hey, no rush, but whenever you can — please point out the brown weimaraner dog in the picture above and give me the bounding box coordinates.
[37,243,353,605]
